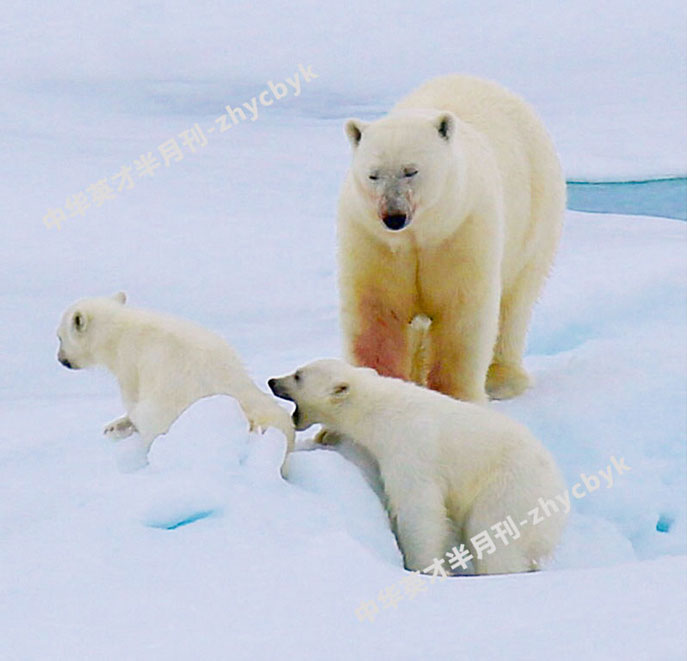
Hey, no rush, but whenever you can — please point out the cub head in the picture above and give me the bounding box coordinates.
[268,359,364,431]
[344,110,460,235]
[56,291,127,370]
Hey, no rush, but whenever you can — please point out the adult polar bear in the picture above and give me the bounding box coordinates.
[339,75,565,402]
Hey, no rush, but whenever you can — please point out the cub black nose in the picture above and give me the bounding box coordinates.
[59,357,73,369]
[382,213,408,231]
[269,378,293,401]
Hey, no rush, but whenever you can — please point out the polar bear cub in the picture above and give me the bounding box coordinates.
[269,359,567,574]
[56,292,294,471]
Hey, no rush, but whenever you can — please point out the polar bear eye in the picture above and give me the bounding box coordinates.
[294,371,302,382]
[403,169,418,178]
[72,312,87,333]
[368,173,379,181]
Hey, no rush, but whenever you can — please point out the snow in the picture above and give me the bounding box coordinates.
[1,3,686,659]
[2,0,685,180]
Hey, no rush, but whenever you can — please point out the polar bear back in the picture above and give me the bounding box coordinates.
[115,307,247,393]
[350,370,562,505]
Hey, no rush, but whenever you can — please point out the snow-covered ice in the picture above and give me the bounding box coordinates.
[1,2,686,659]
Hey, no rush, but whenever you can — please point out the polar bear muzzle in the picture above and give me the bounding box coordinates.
[382,213,408,231]
[267,377,292,402]
[57,347,78,369]
[268,376,308,430]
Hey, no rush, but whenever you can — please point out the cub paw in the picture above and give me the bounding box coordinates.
[103,416,136,441]
[313,428,343,446]
[245,403,292,435]
[246,411,272,435]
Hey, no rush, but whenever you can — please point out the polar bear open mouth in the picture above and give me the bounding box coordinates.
[267,378,301,428]
[382,213,409,231]
[291,405,301,428]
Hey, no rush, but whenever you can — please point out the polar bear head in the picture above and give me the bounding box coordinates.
[268,359,372,431]
[56,292,127,369]
[344,110,463,237]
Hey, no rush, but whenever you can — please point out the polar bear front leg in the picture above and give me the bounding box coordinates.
[390,486,453,572]
[427,301,499,404]
[348,293,414,380]
[339,225,417,380]
[127,399,171,455]
[239,394,295,454]
[112,402,160,472]
[421,216,502,403]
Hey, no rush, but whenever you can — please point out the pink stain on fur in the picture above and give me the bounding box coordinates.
[353,295,407,379]
[427,360,448,394]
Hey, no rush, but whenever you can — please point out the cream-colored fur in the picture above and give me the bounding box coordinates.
[338,75,565,402]
[269,359,567,575]
[56,293,294,471]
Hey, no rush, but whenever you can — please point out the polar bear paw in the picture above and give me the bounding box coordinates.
[243,404,292,439]
[486,363,531,400]
[103,415,137,441]
[246,409,276,435]
[313,428,343,446]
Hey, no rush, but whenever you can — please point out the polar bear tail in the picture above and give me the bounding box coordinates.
[408,314,432,386]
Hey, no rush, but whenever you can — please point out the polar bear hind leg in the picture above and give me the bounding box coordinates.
[486,262,542,400]
[464,482,539,575]
[488,169,565,400]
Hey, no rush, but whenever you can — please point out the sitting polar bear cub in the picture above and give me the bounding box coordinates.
[56,292,294,472]
[269,359,567,575]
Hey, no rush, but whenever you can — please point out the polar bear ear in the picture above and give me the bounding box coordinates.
[111,291,127,305]
[330,382,350,401]
[344,119,369,148]
[434,112,455,141]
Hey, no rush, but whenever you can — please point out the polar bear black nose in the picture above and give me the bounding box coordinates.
[268,378,292,401]
[59,357,73,369]
[383,214,408,231]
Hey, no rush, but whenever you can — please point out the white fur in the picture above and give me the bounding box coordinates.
[56,293,294,472]
[270,359,567,574]
[338,74,565,402]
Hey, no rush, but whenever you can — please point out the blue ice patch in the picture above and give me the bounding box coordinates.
[567,178,687,221]
[656,514,674,533]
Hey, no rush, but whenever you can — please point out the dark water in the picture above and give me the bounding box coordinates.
[566,178,687,220]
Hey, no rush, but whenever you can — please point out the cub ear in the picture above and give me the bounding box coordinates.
[434,112,455,141]
[330,382,350,401]
[344,119,369,148]
[112,291,127,305]
[72,310,88,333]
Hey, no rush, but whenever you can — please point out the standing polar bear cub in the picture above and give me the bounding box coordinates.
[338,75,565,402]
[269,359,567,575]
[56,293,294,472]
